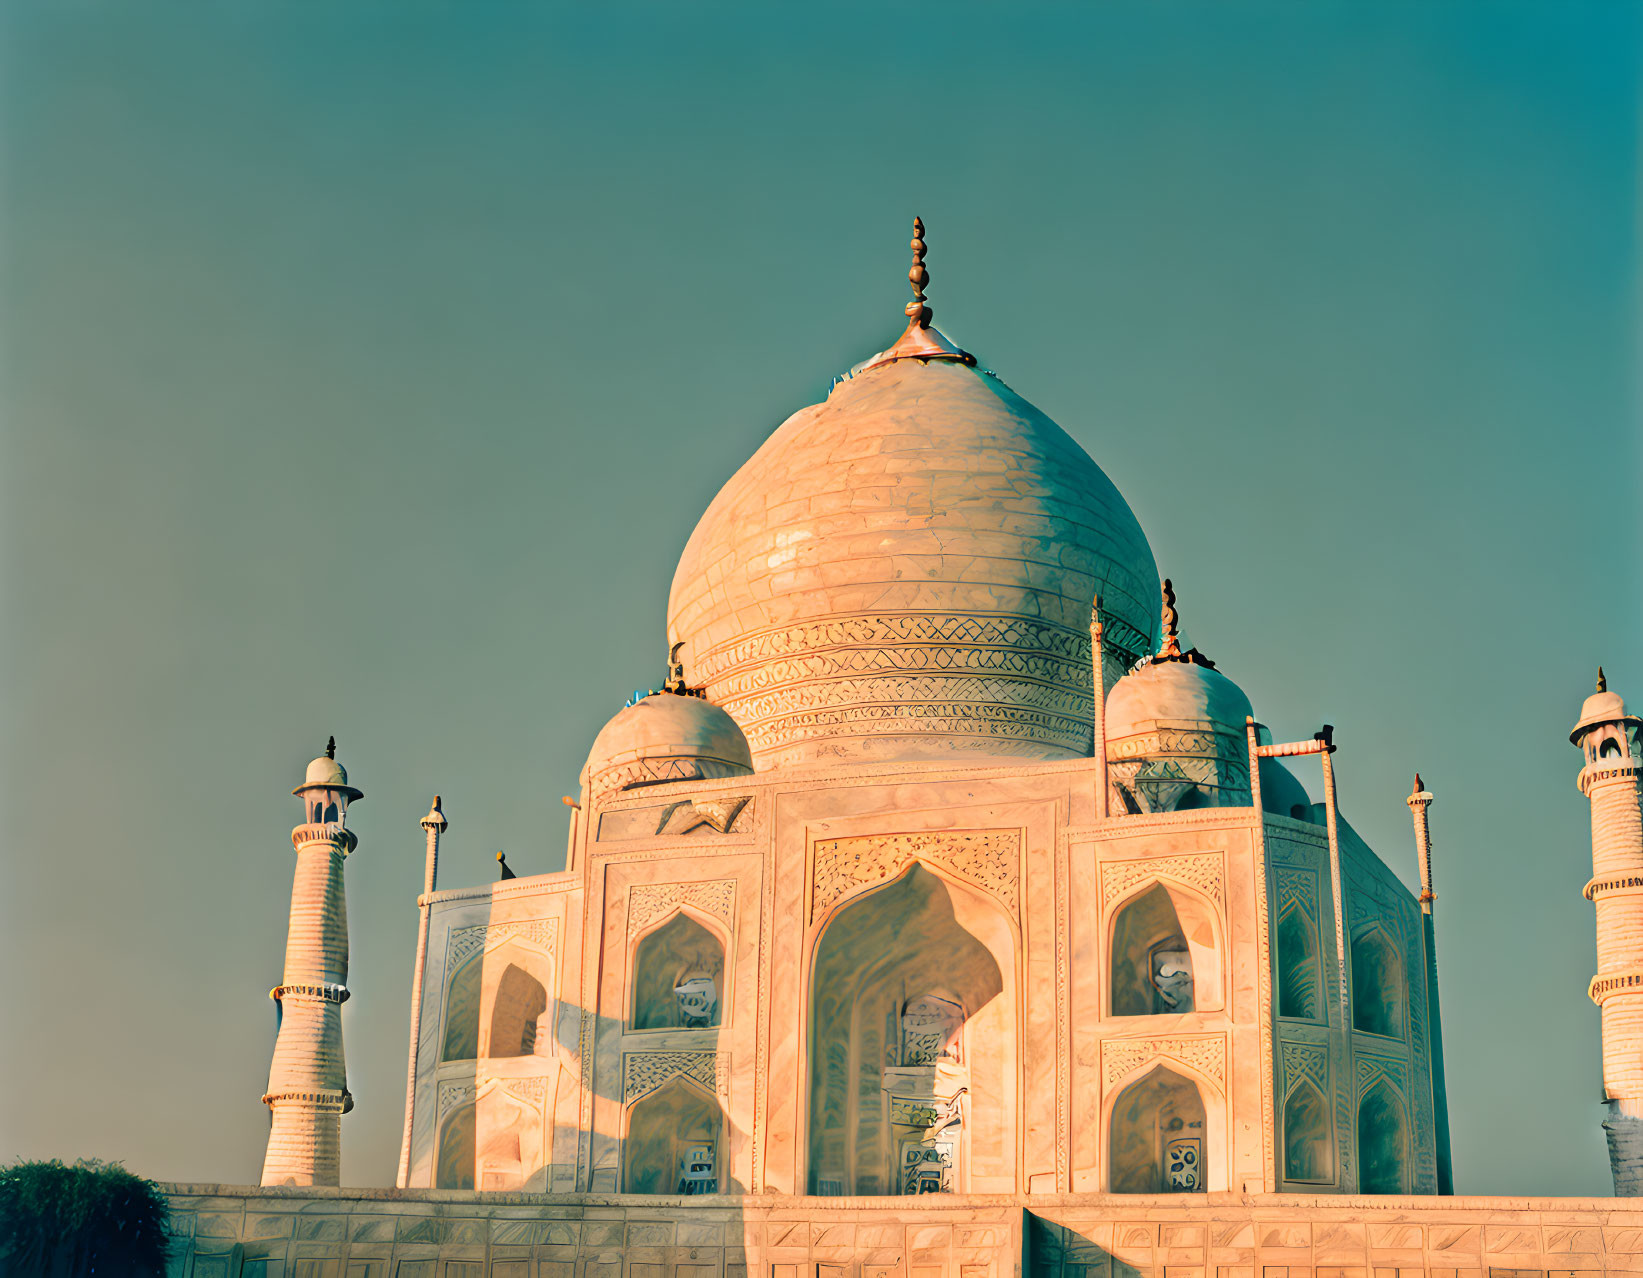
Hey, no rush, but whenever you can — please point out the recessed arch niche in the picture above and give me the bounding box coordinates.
[1107,1063,1209,1193]
[631,911,727,1031]
[1109,880,1224,1016]
[622,1075,724,1195]
[1351,928,1405,1038]
[1277,903,1320,1020]
[488,964,549,1058]
[441,954,482,1063]
[435,1104,476,1190]
[806,862,1018,1196]
[1356,1079,1408,1193]
[1282,1079,1333,1183]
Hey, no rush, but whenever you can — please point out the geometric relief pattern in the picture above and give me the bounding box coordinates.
[1101,1034,1226,1089]
[627,879,736,939]
[810,829,1021,922]
[622,1051,728,1104]
[447,918,560,970]
[437,1075,547,1116]
[1356,1052,1409,1097]
[1101,852,1225,909]
[1276,867,1318,919]
[1280,1040,1329,1095]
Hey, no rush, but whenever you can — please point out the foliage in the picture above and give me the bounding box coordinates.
[0,1159,171,1277]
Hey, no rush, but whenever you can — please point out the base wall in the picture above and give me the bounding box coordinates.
[162,1186,1643,1278]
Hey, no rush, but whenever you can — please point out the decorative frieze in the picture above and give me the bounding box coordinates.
[810,829,1021,921]
[622,1051,728,1104]
[627,879,737,938]
[1101,851,1225,909]
[1280,1040,1329,1093]
[446,918,559,971]
[1356,1052,1409,1097]
[1101,1034,1226,1090]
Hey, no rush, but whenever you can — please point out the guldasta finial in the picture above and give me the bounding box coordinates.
[1599,667,1608,694]
[326,735,336,760]
[906,217,932,328]
[1159,580,1182,659]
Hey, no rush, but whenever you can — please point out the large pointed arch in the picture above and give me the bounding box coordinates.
[1351,925,1405,1038]
[805,860,1020,1196]
[1282,1078,1333,1184]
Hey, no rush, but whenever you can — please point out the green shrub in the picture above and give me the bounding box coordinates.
[0,1159,171,1277]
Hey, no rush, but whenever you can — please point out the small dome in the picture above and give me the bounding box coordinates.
[1259,757,1315,822]
[1572,688,1633,743]
[305,756,349,788]
[1105,661,1254,743]
[582,693,754,801]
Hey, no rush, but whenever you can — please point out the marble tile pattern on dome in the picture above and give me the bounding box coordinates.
[188,219,1643,1278]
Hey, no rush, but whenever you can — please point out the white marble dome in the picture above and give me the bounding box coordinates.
[1105,660,1254,742]
[581,692,754,800]
[667,356,1159,769]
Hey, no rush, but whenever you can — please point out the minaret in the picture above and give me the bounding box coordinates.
[396,795,446,1188]
[1572,670,1643,1195]
[261,738,363,1187]
[1407,775,1453,1194]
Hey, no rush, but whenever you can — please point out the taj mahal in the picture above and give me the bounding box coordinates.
[169,222,1643,1278]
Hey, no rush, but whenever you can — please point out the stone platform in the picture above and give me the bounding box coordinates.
[163,1187,1643,1278]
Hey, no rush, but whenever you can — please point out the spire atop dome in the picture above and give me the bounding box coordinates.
[1148,579,1216,669]
[1599,666,1608,693]
[907,216,932,327]
[856,217,975,372]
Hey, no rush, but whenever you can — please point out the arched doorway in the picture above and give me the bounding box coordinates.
[1357,1080,1407,1193]
[623,1076,724,1195]
[807,864,1016,1196]
[1108,1064,1208,1193]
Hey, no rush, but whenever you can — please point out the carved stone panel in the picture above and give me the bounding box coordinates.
[446,918,559,971]
[1281,1040,1329,1095]
[627,880,736,939]
[1101,852,1225,910]
[810,829,1021,922]
[1101,1034,1227,1090]
[622,1051,729,1104]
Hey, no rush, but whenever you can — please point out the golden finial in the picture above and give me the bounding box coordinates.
[326,735,336,760]
[664,641,687,694]
[906,217,932,328]
[1159,579,1182,659]
[1598,667,1608,693]
[497,850,516,881]
[1413,773,1423,793]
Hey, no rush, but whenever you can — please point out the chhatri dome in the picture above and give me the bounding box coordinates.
[668,218,1159,769]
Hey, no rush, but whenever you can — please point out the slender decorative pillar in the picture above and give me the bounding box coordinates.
[396,795,446,1188]
[1091,595,1109,820]
[1572,669,1643,1194]
[1408,775,1453,1194]
[262,739,363,1187]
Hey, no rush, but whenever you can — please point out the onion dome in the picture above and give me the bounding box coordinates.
[293,736,362,800]
[581,689,754,803]
[1105,581,1253,813]
[667,219,1159,770]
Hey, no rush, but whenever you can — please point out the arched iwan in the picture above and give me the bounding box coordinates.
[806,861,1019,1196]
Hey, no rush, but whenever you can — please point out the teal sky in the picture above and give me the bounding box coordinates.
[1,2,1637,1194]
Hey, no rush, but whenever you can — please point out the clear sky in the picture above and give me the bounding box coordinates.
[1,1,1636,1194]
